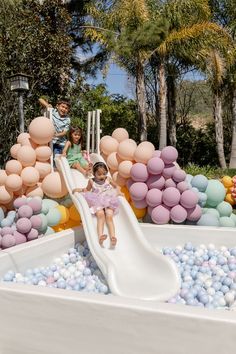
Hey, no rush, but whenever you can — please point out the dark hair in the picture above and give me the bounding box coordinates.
[56,98,71,108]
[68,126,84,148]
[93,162,108,175]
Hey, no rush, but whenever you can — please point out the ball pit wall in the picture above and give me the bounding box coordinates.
[0,226,236,353]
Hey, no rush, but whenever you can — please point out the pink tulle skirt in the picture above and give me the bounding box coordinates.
[83,189,119,214]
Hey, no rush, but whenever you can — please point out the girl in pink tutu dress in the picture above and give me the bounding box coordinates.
[73,162,122,247]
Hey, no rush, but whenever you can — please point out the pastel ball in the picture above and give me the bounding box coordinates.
[18,205,33,218]
[162,163,177,179]
[42,172,68,199]
[26,184,44,198]
[30,215,42,230]
[0,208,5,222]
[10,144,21,159]
[117,139,137,161]
[5,174,22,191]
[165,178,176,188]
[162,187,180,207]
[35,146,52,162]
[172,169,186,183]
[16,145,36,167]
[13,197,27,209]
[0,186,13,205]
[1,227,14,236]
[29,116,55,144]
[170,205,187,223]
[177,181,189,193]
[41,199,59,215]
[161,146,178,164]
[56,205,70,224]
[146,175,165,190]
[186,205,202,221]
[1,234,16,249]
[16,218,32,234]
[38,213,48,233]
[206,208,220,218]
[216,201,233,217]
[27,198,42,214]
[146,188,162,207]
[205,180,226,207]
[107,152,120,171]
[180,190,199,209]
[129,182,148,201]
[13,231,27,245]
[147,157,164,175]
[1,218,12,228]
[112,128,129,142]
[0,169,7,185]
[118,160,133,179]
[219,217,235,228]
[151,205,170,224]
[17,132,30,144]
[130,163,149,182]
[133,199,148,209]
[134,142,155,164]
[191,174,208,192]
[99,136,119,155]
[221,176,233,189]
[34,161,52,179]
[130,202,147,219]
[5,160,22,175]
[69,205,81,222]
[26,228,39,241]
[152,150,161,158]
[21,167,40,187]
[197,214,220,227]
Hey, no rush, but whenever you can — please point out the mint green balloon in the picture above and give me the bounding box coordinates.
[44,226,55,235]
[219,216,235,228]
[216,201,232,217]
[202,208,209,214]
[38,213,48,233]
[205,180,226,207]
[42,199,59,215]
[229,213,236,226]
[46,208,61,227]
[197,214,220,226]
[206,208,220,218]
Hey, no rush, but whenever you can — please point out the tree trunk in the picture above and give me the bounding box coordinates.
[213,90,227,168]
[158,61,167,149]
[229,88,236,168]
[167,74,177,147]
[136,59,147,141]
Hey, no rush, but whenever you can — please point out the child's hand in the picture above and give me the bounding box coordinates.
[61,152,67,157]
[72,188,86,194]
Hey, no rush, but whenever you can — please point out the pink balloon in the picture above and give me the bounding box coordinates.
[146,175,165,190]
[10,144,21,159]
[0,186,13,205]
[152,150,161,158]
[16,218,32,234]
[161,146,178,164]
[112,128,129,142]
[35,146,52,162]
[177,181,189,193]
[180,190,199,209]
[13,197,27,209]
[117,139,137,161]
[133,199,148,209]
[162,187,180,207]
[13,231,27,245]
[18,205,33,218]
[130,163,149,182]
[26,228,39,241]
[34,161,52,179]
[126,178,134,189]
[146,189,162,207]
[162,163,177,179]
[129,182,148,201]
[29,117,55,145]
[0,170,7,185]
[187,204,202,221]
[170,205,187,223]
[1,234,16,249]
[172,169,187,183]
[165,178,176,188]
[27,198,42,214]
[118,160,133,178]
[16,146,36,167]
[30,215,42,229]
[107,152,120,171]
[5,160,22,175]
[100,136,119,155]
[1,227,14,236]
[42,171,68,198]
[147,157,164,175]
[17,132,30,144]
[151,205,170,224]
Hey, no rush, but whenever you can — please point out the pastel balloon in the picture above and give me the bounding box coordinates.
[69,205,81,222]
[46,208,62,227]
[13,231,27,245]
[146,175,165,190]
[5,174,22,191]
[1,234,16,249]
[191,174,208,192]
[170,205,187,223]
[26,228,39,241]
[34,161,52,179]
[205,180,225,207]
[133,199,148,209]
[16,217,32,233]
[177,181,189,193]
[107,152,120,171]
[112,128,129,142]
[134,143,155,164]
[42,172,68,198]
[35,146,52,162]
[112,172,127,187]
[27,198,42,214]
[151,205,170,224]
[21,137,38,149]
[172,169,186,183]
[18,205,33,218]
[180,190,199,209]
[152,150,161,158]
[165,178,176,189]
[13,197,27,209]
[161,146,178,164]
[187,205,202,221]
[21,167,40,187]
[197,214,220,227]
[216,201,233,217]
[56,205,70,224]
[162,187,180,207]
[0,170,7,185]
[16,146,36,167]
[147,157,164,175]
[100,136,119,155]
[130,163,149,182]
[225,193,235,205]
[10,144,21,159]
[117,139,137,161]
[129,182,148,201]
[162,163,177,179]
[17,132,30,144]
[130,202,146,219]
[1,227,13,236]
[30,215,42,230]
[26,184,44,198]
[120,186,130,201]
[146,188,162,207]
[5,160,22,175]
[41,199,59,215]
[0,186,13,205]
[118,160,133,178]
[29,116,55,144]
[221,176,233,188]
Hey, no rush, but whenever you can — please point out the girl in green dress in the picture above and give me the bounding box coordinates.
[62,126,92,176]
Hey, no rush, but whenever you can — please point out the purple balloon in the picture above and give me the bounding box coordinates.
[147,157,164,175]
[18,205,33,219]
[165,178,176,188]
[13,231,27,245]
[16,218,32,234]
[161,146,178,164]
[133,199,148,209]
[130,163,149,182]
[30,215,42,230]
[126,178,134,189]
[26,228,39,241]
[1,234,16,249]
[172,169,187,183]
[13,197,27,209]
[1,226,14,236]
[0,235,2,247]
[177,181,189,193]
[129,182,148,201]
[170,205,187,223]
[162,163,177,179]
[151,205,170,224]
[162,187,181,207]
[152,150,161,158]
[147,175,165,190]
[27,198,42,214]
[147,206,154,215]
[180,190,199,209]
[146,189,162,207]
[187,204,202,221]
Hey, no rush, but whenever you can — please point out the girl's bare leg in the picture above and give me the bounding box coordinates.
[72,162,86,175]
[96,210,107,246]
[105,208,117,246]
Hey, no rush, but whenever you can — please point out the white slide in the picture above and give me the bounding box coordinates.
[56,155,180,301]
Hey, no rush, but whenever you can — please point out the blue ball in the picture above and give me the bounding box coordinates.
[191,175,208,192]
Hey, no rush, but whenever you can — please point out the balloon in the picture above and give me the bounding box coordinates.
[186,205,202,221]
[42,172,68,198]
[225,193,235,205]
[13,231,27,245]
[21,167,40,187]
[21,137,38,149]
[69,205,81,222]
[16,146,36,167]
[0,170,7,185]
[5,174,22,191]
[134,142,155,164]
[146,188,162,207]
[152,150,161,158]
[34,161,52,179]
[161,146,178,164]
[129,182,148,201]
[112,172,127,187]
[162,187,180,207]
[170,205,187,223]
[191,174,209,192]
[216,201,233,217]
[1,234,16,249]
[56,205,70,224]
[130,163,149,182]
[29,116,55,144]
[120,186,130,201]
[112,128,129,142]
[147,157,164,175]
[221,176,233,189]
[13,197,27,209]
[0,186,13,205]
[172,169,186,183]
[165,178,176,188]
[41,199,59,215]
[180,190,199,209]
[118,160,133,178]
[197,214,220,227]
[26,228,39,241]
[162,163,177,179]
[177,181,189,193]
[130,202,146,219]
[99,136,119,155]
[133,199,148,209]
[5,160,22,175]
[146,175,165,190]
[30,215,42,230]
[17,132,30,144]
[16,217,32,233]
[26,184,44,198]
[35,146,52,162]
[18,205,33,218]
[219,217,235,228]
[151,205,170,224]
[107,152,120,171]
[205,180,226,207]
[117,139,137,161]
[10,144,21,159]
[27,198,42,214]
[46,208,62,227]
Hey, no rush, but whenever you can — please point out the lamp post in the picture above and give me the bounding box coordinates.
[8,73,31,133]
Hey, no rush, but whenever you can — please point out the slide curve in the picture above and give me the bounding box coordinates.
[56,154,180,301]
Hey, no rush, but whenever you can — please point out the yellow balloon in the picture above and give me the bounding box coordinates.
[130,202,146,219]
[221,176,233,188]
[52,224,65,232]
[121,186,131,202]
[64,219,80,229]
[69,205,81,222]
[225,193,235,205]
[56,205,70,224]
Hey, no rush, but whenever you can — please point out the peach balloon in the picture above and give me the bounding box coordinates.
[117,139,137,161]
[5,174,23,191]
[26,184,44,198]
[21,137,38,149]
[35,146,52,162]
[17,132,30,144]
[16,145,36,167]
[21,166,40,186]
[100,136,119,155]
[5,160,22,175]
[134,143,155,164]
[0,169,7,185]
[34,161,52,179]
[112,171,127,187]
[107,152,120,171]
[118,160,133,178]
[0,186,13,205]
[42,171,68,198]
[112,128,129,142]
[10,144,21,159]
[14,184,28,197]
[29,116,55,144]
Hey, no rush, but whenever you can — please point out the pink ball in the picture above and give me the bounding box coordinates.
[177,181,189,193]
[5,174,22,191]
[162,163,177,179]
[129,182,148,201]
[29,116,55,144]
[162,187,181,207]
[100,136,119,155]
[161,146,178,164]
[147,206,154,215]
[130,163,149,182]
[147,157,164,175]
[13,197,27,209]
[133,199,148,209]
[187,204,202,221]
[16,145,36,167]
[117,139,137,161]
[1,227,14,236]
[146,189,162,207]
[42,172,68,198]
[34,161,52,179]
[170,205,187,223]
[112,128,129,142]
[5,160,22,175]
[35,146,52,162]
[118,160,133,178]
[180,190,199,209]
[16,218,32,234]
[18,205,33,218]
[165,178,176,188]
[27,198,42,214]
[1,234,16,249]
[152,150,161,158]
[30,215,42,229]
[26,228,39,241]
[13,231,27,245]
[172,169,187,183]
[151,205,170,224]
[134,142,155,164]
[146,175,165,190]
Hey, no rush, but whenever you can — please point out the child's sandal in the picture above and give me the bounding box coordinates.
[110,236,117,247]
[99,234,107,246]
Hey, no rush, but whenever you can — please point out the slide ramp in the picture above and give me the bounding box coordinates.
[56,155,180,301]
